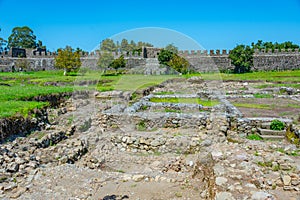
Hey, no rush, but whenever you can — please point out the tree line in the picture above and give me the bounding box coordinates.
[229,40,300,73]
[0,26,46,52]
[99,38,153,54]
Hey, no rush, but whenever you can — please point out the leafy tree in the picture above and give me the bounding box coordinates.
[7,26,37,48]
[109,55,126,70]
[130,40,136,51]
[251,40,299,51]
[158,49,174,65]
[97,51,114,69]
[165,43,178,54]
[158,47,190,74]
[0,28,7,53]
[55,46,81,75]
[121,38,130,52]
[36,40,46,49]
[167,54,190,74]
[229,45,253,73]
[100,38,116,52]
[0,38,6,52]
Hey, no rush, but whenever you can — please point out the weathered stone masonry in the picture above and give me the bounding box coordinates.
[1,47,300,72]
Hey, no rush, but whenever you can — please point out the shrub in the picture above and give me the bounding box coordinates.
[270,119,285,131]
[136,120,146,131]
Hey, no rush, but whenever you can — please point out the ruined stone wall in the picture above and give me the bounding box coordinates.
[1,48,300,72]
[253,49,300,71]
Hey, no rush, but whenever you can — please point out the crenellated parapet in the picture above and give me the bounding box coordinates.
[178,49,229,56]
[254,48,300,55]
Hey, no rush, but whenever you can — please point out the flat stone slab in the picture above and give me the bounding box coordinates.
[261,122,271,129]
[258,128,286,136]
[259,135,285,140]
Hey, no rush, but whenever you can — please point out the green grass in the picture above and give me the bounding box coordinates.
[165,108,182,113]
[246,134,263,140]
[0,70,102,84]
[0,70,299,119]
[0,101,48,118]
[113,75,179,91]
[201,70,300,82]
[0,85,75,101]
[150,97,219,106]
[253,93,273,98]
[233,102,300,110]
[255,83,300,89]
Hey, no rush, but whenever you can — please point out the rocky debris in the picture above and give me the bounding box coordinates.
[102,194,129,200]
[34,125,76,148]
[111,131,202,154]
[162,156,189,173]
[192,152,216,199]
[55,138,88,164]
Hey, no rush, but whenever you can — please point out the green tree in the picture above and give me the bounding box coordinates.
[167,54,190,74]
[0,38,6,52]
[229,45,253,73]
[7,26,37,48]
[100,38,116,52]
[97,51,114,69]
[158,48,190,74]
[121,39,130,52]
[109,55,126,70]
[165,43,178,54]
[36,40,46,49]
[158,49,174,65]
[251,40,299,51]
[55,46,81,75]
[0,28,7,52]
[136,41,153,49]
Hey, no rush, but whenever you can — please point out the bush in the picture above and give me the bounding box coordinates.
[270,119,285,131]
[109,55,126,70]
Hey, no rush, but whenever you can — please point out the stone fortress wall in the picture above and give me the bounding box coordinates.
[0,47,300,72]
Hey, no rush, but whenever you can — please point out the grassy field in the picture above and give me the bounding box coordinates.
[0,71,179,118]
[190,70,300,82]
[150,97,220,106]
[0,69,299,118]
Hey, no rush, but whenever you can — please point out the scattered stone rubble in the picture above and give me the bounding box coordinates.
[0,79,299,199]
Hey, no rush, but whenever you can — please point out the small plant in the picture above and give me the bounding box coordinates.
[67,116,74,125]
[136,120,146,131]
[276,148,285,153]
[140,105,148,111]
[272,164,280,171]
[246,134,262,140]
[116,169,125,173]
[173,132,183,137]
[257,161,272,167]
[175,192,183,198]
[270,119,285,131]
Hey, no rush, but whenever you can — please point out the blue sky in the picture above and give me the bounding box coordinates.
[0,0,300,51]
